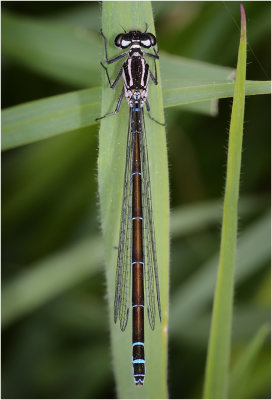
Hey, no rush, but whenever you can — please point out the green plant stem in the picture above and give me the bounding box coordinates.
[203,5,247,398]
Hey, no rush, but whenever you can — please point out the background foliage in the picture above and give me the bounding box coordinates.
[2,2,270,399]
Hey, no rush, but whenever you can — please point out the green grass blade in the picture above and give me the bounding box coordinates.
[160,52,234,81]
[179,100,218,116]
[171,212,270,334]
[97,2,169,397]
[176,306,270,347]
[2,79,269,151]
[203,6,247,398]
[2,87,100,150]
[48,3,101,31]
[229,324,269,398]
[232,350,271,399]
[2,236,103,327]
[170,195,266,237]
[2,10,101,87]
[163,79,270,108]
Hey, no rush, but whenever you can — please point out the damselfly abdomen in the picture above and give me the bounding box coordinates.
[96,27,164,386]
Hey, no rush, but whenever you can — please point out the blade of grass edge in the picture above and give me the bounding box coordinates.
[2,236,103,327]
[229,324,270,398]
[203,5,247,398]
[2,80,269,151]
[97,2,169,398]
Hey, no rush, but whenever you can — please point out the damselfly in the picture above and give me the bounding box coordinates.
[96,26,164,386]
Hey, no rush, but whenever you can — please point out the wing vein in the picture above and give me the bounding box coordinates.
[114,111,133,331]
[140,111,161,330]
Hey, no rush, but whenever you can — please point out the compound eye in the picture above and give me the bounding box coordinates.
[140,33,156,48]
[148,33,156,46]
[114,34,124,47]
[115,34,131,48]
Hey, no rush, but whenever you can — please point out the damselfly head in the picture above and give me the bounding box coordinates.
[114,31,156,49]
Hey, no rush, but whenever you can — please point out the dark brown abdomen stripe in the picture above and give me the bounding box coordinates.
[131,108,145,386]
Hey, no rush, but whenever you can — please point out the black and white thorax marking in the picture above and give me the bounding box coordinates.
[96,29,162,123]
[122,46,150,108]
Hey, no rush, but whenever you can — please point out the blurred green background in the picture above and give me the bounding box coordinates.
[2,2,270,399]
